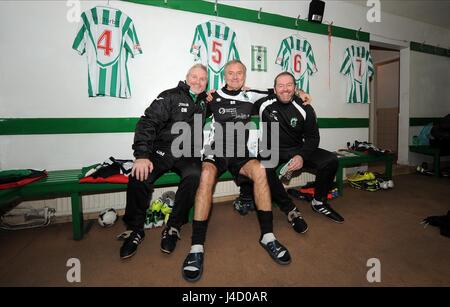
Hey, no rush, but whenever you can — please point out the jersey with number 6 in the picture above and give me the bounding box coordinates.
[72,6,142,98]
[339,45,374,103]
[275,35,318,94]
[190,21,240,91]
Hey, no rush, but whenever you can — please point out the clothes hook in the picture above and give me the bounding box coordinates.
[295,15,301,27]
[258,7,262,20]
[214,0,218,16]
[356,27,362,40]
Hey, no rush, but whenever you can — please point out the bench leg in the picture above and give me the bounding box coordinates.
[385,157,393,179]
[336,165,344,196]
[71,193,84,240]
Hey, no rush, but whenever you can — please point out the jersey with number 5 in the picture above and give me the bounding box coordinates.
[72,6,142,98]
[190,21,240,90]
[275,35,318,94]
[339,45,374,103]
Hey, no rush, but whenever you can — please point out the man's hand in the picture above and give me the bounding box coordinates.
[131,158,154,181]
[296,89,312,105]
[206,89,216,103]
[287,155,304,172]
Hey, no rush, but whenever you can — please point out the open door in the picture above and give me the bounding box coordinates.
[370,46,400,161]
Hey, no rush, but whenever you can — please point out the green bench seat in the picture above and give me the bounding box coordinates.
[335,150,394,195]
[0,151,393,240]
[0,169,236,240]
[409,145,450,177]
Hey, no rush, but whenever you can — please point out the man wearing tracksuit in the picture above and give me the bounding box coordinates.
[120,64,208,259]
[239,71,344,226]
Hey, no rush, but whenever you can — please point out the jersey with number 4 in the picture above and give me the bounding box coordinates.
[190,21,240,90]
[72,6,142,98]
[339,45,374,103]
[275,35,318,94]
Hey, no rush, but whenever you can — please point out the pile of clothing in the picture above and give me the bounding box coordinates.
[287,182,339,201]
[79,157,133,184]
[347,171,394,192]
[347,140,391,156]
[0,169,47,189]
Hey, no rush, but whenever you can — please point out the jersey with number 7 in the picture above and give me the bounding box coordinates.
[339,45,374,104]
[190,21,240,90]
[72,6,142,98]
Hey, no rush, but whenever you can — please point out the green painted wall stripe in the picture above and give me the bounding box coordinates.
[0,118,139,135]
[124,0,370,42]
[410,41,450,58]
[0,118,369,135]
[409,117,441,126]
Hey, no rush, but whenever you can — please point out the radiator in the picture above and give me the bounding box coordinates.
[12,172,317,218]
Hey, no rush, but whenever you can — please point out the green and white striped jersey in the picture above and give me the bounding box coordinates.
[339,45,374,104]
[190,21,240,90]
[72,6,142,98]
[275,35,318,94]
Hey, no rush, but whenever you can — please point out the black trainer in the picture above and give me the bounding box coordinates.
[120,230,145,259]
[233,196,255,215]
[311,202,344,223]
[160,226,181,254]
[260,239,291,265]
[287,208,308,234]
[182,252,204,282]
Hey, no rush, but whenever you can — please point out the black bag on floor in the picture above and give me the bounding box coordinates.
[422,211,450,238]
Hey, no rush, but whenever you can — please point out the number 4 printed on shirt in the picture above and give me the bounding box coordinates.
[97,30,113,56]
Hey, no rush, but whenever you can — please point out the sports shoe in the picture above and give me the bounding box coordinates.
[233,196,255,215]
[376,177,390,190]
[120,230,145,259]
[349,179,380,192]
[260,237,291,265]
[387,180,394,189]
[311,201,344,223]
[160,226,181,254]
[287,207,308,234]
[347,171,376,182]
[182,252,204,282]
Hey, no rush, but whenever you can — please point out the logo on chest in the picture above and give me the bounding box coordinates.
[290,117,298,128]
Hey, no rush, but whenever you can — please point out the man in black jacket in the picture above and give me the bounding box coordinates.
[243,72,344,225]
[120,64,208,259]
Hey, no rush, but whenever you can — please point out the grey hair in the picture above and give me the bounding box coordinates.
[224,60,247,75]
[186,63,208,79]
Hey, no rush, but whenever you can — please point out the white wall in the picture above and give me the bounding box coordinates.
[1,0,450,171]
[408,50,450,166]
[0,0,372,170]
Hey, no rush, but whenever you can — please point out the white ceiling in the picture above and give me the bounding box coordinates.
[345,0,450,29]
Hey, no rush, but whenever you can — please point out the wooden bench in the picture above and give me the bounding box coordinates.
[0,169,236,240]
[335,150,394,195]
[409,145,450,177]
[1,151,393,239]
